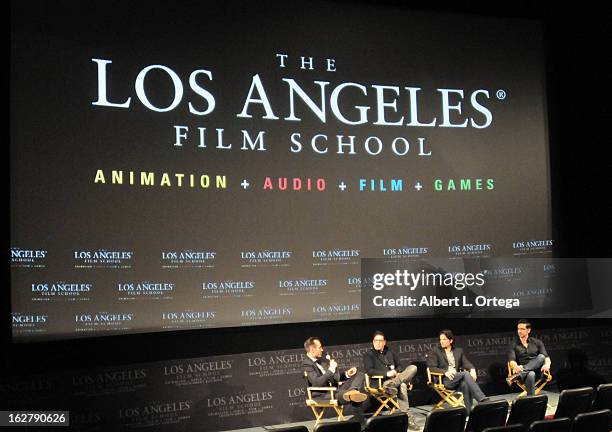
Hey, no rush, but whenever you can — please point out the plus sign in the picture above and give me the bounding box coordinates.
[414,182,423,191]
[338,181,347,191]
[241,179,250,189]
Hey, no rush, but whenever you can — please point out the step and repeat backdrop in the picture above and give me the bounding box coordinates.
[11,1,553,341]
[4,326,611,431]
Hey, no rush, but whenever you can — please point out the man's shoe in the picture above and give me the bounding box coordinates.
[343,389,368,403]
[408,415,419,430]
[384,386,398,396]
[506,373,521,387]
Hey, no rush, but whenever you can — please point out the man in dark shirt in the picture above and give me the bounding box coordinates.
[363,331,418,429]
[507,319,551,395]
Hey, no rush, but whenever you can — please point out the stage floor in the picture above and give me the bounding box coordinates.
[227,390,560,432]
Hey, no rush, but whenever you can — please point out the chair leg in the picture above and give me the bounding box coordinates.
[311,407,325,426]
[333,406,345,421]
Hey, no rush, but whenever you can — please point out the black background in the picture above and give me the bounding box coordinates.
[5,0,611,394]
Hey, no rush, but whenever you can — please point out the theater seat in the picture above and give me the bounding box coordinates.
[571,409,611,432]
[507,394,548,428]
[423,406,467,432]
[529,418,571,432]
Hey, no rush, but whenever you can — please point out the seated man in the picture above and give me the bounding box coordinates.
[303,336,368,424]
[427,329,488,414]
[507,319,551,395]
[363,330,418,429]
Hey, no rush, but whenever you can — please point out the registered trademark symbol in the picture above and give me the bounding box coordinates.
[496,90,507,100]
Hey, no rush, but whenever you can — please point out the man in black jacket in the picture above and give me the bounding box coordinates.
[302,336,368,425]
[363,330,419,429]
[427,329,488,414]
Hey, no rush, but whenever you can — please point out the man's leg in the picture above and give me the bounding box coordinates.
[338,373,367,403]
[517,354,545,395]
[521,371,536,396]
[384,364,418,389]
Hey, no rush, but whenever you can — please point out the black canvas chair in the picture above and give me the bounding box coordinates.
[571,409,611,432]
[314,420,362,432]
[465,400,509,432]
[555,387,594,421]
[591,383,612,411]
[364,411,408,432]
[507,394,548,428]
[423,406,467,432]
[529,418,571,432]
[483,425,526,432]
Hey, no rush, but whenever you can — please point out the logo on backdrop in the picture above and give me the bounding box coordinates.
[73,249,134,268]
[278,278,329,295]
[247,351,306,378]
[118,400,192,428]
[31,282,93,301]
[240,307,293,323]
[161,250,217,268]
[448,243,493,258]
[382,247,430,259]
[240,250,293,267]
[311,249,360,266]
[117,281,175,300]
[11,313,49,336]
[163,359,234,387]
[205,391,274,419]
[72,367,148,397]
[10,247,48,268]
[311,303,360,320]
[512,239,554,255]
[201,280,255,299]
[74,312,135,333]
[161,310,217,329]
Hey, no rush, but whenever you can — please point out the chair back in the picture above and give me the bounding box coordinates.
[271,427,309,432]
[423,406,467,432]
[466,400,509,432]
[529,418,571,432]
[507,394,548,427]
[365,412,408,432]
[571,409,611,432]
[314,420,362,432]
[592,383,612,411]
[555,387,594,421]
[483,425,526,432]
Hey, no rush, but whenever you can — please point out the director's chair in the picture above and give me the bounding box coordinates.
[304,371,346,426]
[427,368,465,409]
[507,362,552,398]
[364,374,404,416]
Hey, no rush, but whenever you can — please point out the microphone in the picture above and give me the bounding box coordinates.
[326,354,332,361]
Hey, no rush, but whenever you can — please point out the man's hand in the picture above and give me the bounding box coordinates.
[346,366,357,377]
[329,359,338,373]
[512,365,524,374]
[470,369,477,381]
[541,364,550,373]
[445,371,456,380]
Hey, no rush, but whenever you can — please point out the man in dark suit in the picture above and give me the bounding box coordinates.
[303,336,368,425]
[363,330,419,429]
[427,329,488,414]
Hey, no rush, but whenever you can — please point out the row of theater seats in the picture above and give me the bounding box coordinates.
[276,384,612,432]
